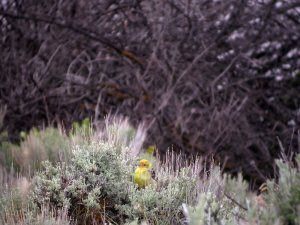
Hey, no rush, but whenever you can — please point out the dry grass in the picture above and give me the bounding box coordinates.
[0,117,300,224]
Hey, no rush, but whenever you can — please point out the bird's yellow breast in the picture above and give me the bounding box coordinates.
[134,167,151,188]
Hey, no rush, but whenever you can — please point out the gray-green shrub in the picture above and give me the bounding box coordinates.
[118,167,199,225]
[31,142,135,224]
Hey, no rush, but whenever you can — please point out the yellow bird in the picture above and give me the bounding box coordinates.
[134,159,153,188]
[146,145,156,155]
[139,145,157,168]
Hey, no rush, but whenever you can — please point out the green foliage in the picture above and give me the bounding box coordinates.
[72,118,91,134]
[184,156,300,225]
[3,116,300,224]
[245,156,300,225]
[183,173,249,225]
[0,118,93,174]
[31,142,135,224]
[30,139,199,224]
[224,173,253,212]
[71,117,93,144]
[98,117,137,154]
[30,120,202,224]
[183,192,234,225]
[0,191,70,225]
[17,209,70,225]
[0,131,17,169]
[0,188,25,224]
[11,127,70,174]
[118,167,198,224]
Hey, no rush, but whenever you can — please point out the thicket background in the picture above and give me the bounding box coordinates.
[0,0,299,184]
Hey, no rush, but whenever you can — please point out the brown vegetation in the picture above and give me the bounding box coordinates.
[0,0,299,183]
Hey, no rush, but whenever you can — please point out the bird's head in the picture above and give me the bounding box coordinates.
[138,159,151,169]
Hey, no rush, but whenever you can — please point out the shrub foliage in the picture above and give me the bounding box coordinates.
[1,119,300,224]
